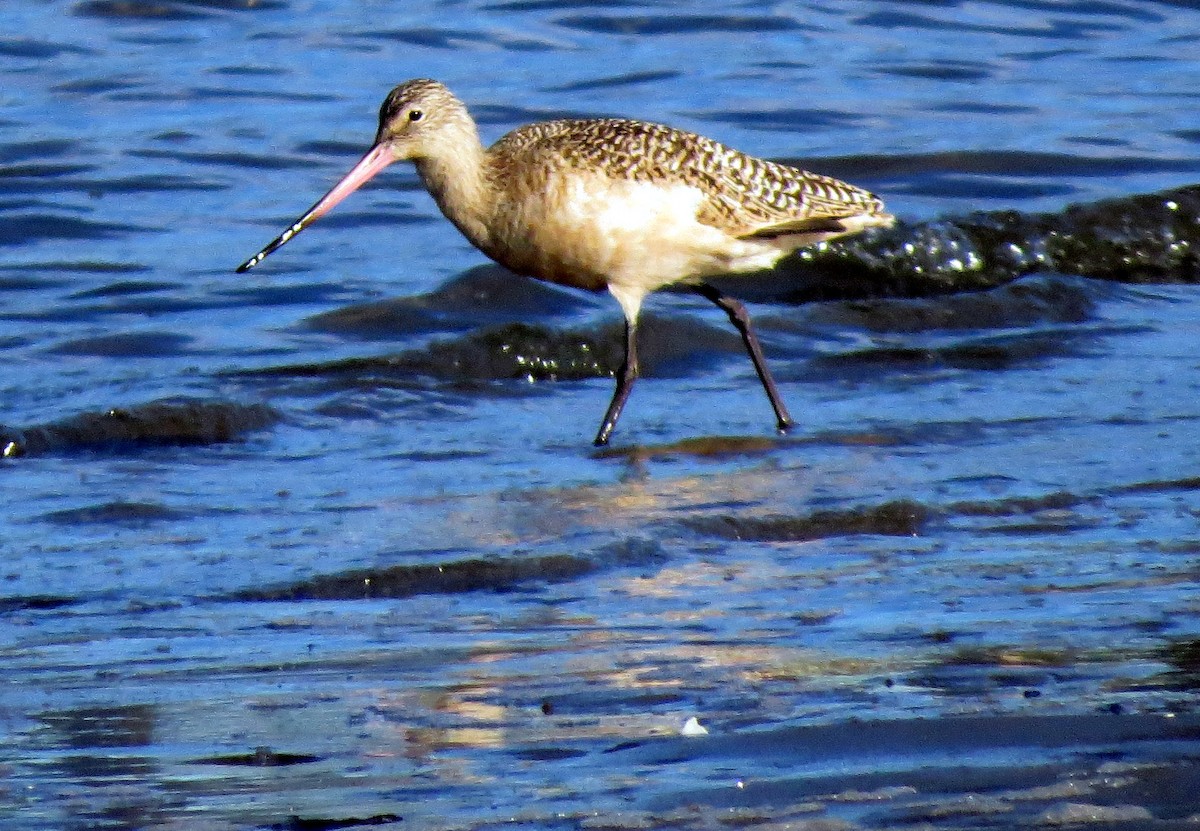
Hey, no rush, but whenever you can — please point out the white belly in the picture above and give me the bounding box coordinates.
[496,174,786,292]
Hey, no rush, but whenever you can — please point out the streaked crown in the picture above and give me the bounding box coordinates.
[374,78,473,153]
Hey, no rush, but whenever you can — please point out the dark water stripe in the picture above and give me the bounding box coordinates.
[0,595,75,614]
[0,38,91,58]
[633,713,1200,815]
[0,173,218,197]
[890,175,1076,201]
[471,103,611,125]
[626,712,1200,771]
[800,149,1200,179]
[484,0,640,10]
[292,139,365,156]
[75,0,284,19]
[0,259,147,275]
[683,474,1200,546]
[931,100,1039,114]
[108,87,331,103]
[684,500,929,542]
[54,75,147,95]
[691,107,866,131]
[556,14,801,35]
[193,748,323,767]
[354,27,494,48]
[0,139,77,163]
[232,537,665,602]
[182,86,336,102]
[800,274,1097,332]
[40,501,192,525]
[808,325,1117,375]
[0,162,93,179]
[129,147,322,170]
[46,331,194,357]
[875,60,995,82]
[0,398,279,456]
[70,279,176,298]
[210,65,286,77]
[351,26,556,51]
[545,70,680,93]
[0,215,149,246]
[855,9,1136,38]
[75,1,209,19]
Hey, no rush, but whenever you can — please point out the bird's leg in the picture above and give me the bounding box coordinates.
[594,317,639,446]
[694,283,794,433]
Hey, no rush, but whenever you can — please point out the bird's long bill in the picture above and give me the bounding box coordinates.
[236,143,396,273]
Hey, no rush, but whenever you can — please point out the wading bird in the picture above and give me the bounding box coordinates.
[237,79,893,445]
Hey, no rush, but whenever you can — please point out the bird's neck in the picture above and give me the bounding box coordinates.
[413,127,495,250]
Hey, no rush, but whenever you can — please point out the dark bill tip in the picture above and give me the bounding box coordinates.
[235,218,308,273]
[233,143,396,275]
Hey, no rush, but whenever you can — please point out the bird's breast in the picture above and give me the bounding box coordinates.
[482,173,759,292]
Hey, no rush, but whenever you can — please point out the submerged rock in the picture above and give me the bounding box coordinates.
[251,321,621,384]
[234,537,665,601]
[0,398,278,457]
[772,184,1200,301]
[684,499,930,542]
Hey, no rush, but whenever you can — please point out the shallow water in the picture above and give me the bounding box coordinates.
[3,1,1200,829]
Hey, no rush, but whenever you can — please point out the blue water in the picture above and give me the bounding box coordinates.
[3,2,1200,829]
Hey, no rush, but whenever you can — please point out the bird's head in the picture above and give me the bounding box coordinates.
[236,78,470,273]
[372,78,472,162]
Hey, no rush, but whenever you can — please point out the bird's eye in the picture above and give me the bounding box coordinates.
[408,109,424,122]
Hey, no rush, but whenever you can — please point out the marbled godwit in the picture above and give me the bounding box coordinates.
[237,79,894,445]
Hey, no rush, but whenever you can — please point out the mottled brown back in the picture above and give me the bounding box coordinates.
[488,118,889,239]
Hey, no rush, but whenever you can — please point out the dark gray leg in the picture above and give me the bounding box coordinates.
[694,283,794,433]
[594,317,639,446]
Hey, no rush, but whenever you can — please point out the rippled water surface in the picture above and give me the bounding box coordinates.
[4,2,1200,829]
